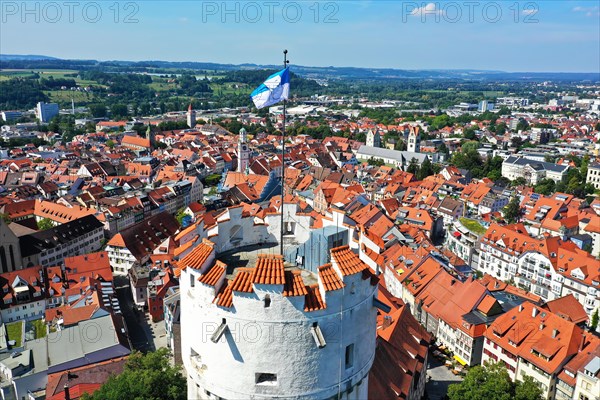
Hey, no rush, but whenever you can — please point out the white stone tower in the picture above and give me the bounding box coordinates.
[187,103,196,128]
[365,129,381,148]
[407,126,421,153]
[238,127,250,173]
[178,238,379,400]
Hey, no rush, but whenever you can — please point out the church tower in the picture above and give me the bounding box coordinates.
[187,103,196,128]
[146,124,155,148]
[238,127,250,173]
[407,126,421,153]
[366,129,381,148]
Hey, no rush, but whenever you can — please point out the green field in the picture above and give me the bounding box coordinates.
[459,217,487,235]
[0,69,101,86]
[44,90,95,105]
[31,319,47,339]
[6,321,23,348]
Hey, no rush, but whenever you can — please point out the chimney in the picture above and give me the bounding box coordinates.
[64,383,70,400]
[518,304,523,312]
[552,329,558,338]
[532,307,539,318]
[539,323,545,331]
[383,315,393,329]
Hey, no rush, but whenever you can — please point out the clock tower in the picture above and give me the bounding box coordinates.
[238,127,250,173]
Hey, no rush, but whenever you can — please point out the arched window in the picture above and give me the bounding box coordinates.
[264,294,271,308]
[8,245,15,270]
[0,247,7,273]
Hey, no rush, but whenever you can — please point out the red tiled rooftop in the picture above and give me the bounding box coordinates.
[198,261,226,286]
[282,270,308,297]
[304,284,326,312]
[318,264,344,291]
[230,269,253,292]
[331,245,368,276]
[252,254,285,285]
[215,280,233,308]
[177,238,214,271]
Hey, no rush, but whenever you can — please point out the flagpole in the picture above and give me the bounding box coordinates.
[280,49,289,257]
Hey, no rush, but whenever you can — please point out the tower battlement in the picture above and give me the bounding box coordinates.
[179,238,379,400]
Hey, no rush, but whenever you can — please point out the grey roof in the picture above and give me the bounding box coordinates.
[20,215,104,257]
[47,315,130,374]
[356,145,428,163]
[503,156,569,173]
[584,356,600,376]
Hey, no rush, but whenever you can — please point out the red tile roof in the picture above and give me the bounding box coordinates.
[304,284,326,312]
[282,270,308,297]
[251,254,285,285]
[542,294,589,325]
[230,269,253,292]
[331,246,368,276]
[318,264,345,291]
[198,261,226,286]
[177,238,214,271]
[215,280,233,308]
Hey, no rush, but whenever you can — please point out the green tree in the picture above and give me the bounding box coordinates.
[82,349,186,400]
[591,309,599,331]
[511,177,527,187]
[407,158,420,175]
[367,158,385,167]
[448,362,542,400]
[88,103,107,118]
[175,208,187,225]
[514,375,544,400]
[105,139,115,149]
[37,218,54,230]
[504,196,522,224]
[111,104,129,119]
[416,157,434,180]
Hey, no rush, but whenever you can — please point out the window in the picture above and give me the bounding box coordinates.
[264,294,271,308]
[345,344,354,369]
[256,373,277,385]
[190,273,195,288]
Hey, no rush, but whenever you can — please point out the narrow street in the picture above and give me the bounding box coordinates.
[425,350,463,400]
[114,276,157,352]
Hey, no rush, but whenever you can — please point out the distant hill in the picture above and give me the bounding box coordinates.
[1,54,598,82]
[0,54,60,61]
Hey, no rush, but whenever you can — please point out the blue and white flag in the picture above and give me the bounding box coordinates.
[250,67,290,109]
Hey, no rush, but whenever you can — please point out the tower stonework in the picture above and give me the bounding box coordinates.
[366,129,381,148]
[238,127,250,173]
[179,239,379,400]
[407,126,421,153]
[187,103,196,128]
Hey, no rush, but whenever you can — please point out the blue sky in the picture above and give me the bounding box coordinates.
[1,1,599,72]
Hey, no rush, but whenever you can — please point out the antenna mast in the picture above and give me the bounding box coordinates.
[280,49,289,256]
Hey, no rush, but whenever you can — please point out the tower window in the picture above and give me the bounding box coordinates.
[190,273,195,288]
[264,294,271,308]
[345,344,354,369]
[256,373,277,385]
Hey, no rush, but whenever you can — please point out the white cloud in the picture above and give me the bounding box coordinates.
[572,6,599,17]
[411,3,444,17]
[572,6,599,12]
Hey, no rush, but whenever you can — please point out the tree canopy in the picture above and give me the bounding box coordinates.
[504,196,522,224]
[81,349,186,400]
[448,362,543,400]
